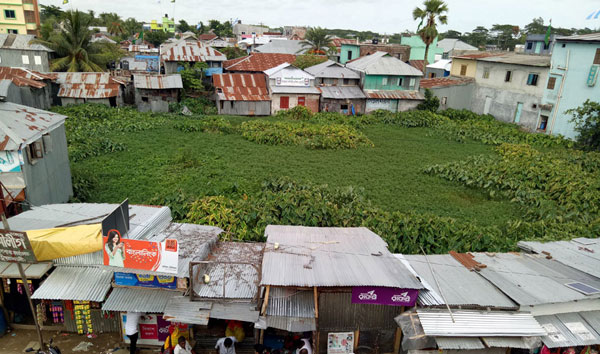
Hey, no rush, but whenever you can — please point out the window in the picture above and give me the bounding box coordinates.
[547,77,557,90]
[347,51,352,61]
[409,78,416,88]
[441,97,448,105]
[7,29,17,34]
[483,68,490,79]
[543,42,550,50]
[341,104,348,111]
[526,42,533,50]
[4,9,16,19]
[298,97,306,106]
[220,101,224,110]
[241,31,246,35]
[505,71,512,82]
[562,43,566,48]
[398,78,404,86]
[230,101,234,108]
[42,133,52,153]
[21,55,29,65]
[460,65,467,76]
[343,79,350,85]
[539,115,549,131]
[382,77,388,85]
[141,96,149,102]
[594,48,600,65]
[442,52,449,59]
[527,73,539,86]
[280,96,289,109]
[34,56,41,66]
[27,140,43,163]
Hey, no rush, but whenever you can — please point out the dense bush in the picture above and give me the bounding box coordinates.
[240,120,374,149]
[567,99,600,151]
[416,89,440,112]
[170,97,217,115]
[173,116,235,134]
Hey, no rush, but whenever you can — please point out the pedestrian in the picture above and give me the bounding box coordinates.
[296,338,312,354]
[125,312,143,354]
[174,336,196,354]
[215,336,237,354]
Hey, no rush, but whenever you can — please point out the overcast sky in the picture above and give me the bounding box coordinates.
[41,0,599,34]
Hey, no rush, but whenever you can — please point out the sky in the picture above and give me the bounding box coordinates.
[42,0,600,34]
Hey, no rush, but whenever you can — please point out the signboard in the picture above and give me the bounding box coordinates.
[0,229,36,263]
[121,314,189,346]
[134,55,159,72]
[351,287,418,306]
[103,236,179,274]
[587,65,599,87]
[327,332,354,354]
[114,272,177,289]
[0,151,23,172]
[276,76,310,87]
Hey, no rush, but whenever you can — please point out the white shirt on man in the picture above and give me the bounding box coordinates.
[174,341,193,354]
[296,339,313,354]
[125,312,142,336]
[215,336,237,354]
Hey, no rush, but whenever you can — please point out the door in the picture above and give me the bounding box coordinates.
[514,102,523,123]
[483,96,493,114]
[535,42,542,54]
[280,96,289,109]
[298,97,306,106]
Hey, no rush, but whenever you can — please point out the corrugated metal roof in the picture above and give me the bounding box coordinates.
[453,52,505,60]
[198,34,218,41]
[255,40,308,55]
[476,53,551,67]
[0,34,52,51]
[417,309,546,337]
[224,53,297,72]
[471,253,600,306]
[346,52,423,76]
[213,73,270,101]
[580,311,600,333]
[437,39,478,52]
[305,60,360,79]
[402,254,517,309]
[519,239,600,278]
[434,337,485,349]
[319,85,366,99]
[102,287,179,312]
[426,59,452,70]
[266,316,316,332]
[31,266,113,302]
[365,90,425,100]
[394,254,444,306]
[481,337,541,349]
[557,33,600,42]
[536,312,600,348]
[133,74,183,89]
[210,302,260,322]
[266,287,315,318]
[193,242,264,299]
[55,72,123,99]
[419,76,474,89]
[160,39,226,62]
[408,60,426,72]
[261,225,423,288]
[163,296,211,325]
[0,67,51,88]
[0,262,52,279]
[0,102,67,150]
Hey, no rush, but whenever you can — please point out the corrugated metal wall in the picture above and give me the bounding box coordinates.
[64,309,120,333]
[318,292,404,331]
[218,100,271,116]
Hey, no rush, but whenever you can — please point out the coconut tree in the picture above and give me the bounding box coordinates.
[300,27,334,55]
[412,0,448,66]
[35,10,106,72]
[108,20,125,36]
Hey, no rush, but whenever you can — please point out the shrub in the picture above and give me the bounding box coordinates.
[170,97,217,115]
[567,99,600,151]
[416,89,440,112]
[275,105,313,121]
[292,54,328,69]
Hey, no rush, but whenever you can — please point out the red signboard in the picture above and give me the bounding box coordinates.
[103,230,178,274]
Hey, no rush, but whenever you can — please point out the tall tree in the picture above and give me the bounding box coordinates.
[177,19,192,33]
[35,11,107,72]
[40,5,64,22]
[123,18,142,37]
[464,26,489,49]
[440,29,462,40]
[524,17,546,34]
[108,20,125,36]
[413,0,448,66]
[300,27,334,55]
[491,24,522,50]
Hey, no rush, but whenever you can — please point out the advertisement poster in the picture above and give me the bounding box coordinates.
[121,314,189,345]
[114,272,177,289]
[0,229,37,263]
[0,151,23,172]
[327,332,354,354]
[351,287,418,306]
[276,76,310,87]
[103,234,178,275]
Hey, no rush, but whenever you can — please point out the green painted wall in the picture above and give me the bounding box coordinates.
[400,35,443,63]
[364,75,414,90]
[340,44,360,64]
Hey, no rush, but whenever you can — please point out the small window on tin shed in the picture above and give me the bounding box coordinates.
[594,48,600,65]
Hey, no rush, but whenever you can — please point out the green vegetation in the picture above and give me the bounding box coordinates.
[293,55,329,69]
[567,100,600,151]
[61,103,598,252]
[412,0,449,66]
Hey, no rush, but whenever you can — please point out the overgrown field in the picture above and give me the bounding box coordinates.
[54,103,600,253]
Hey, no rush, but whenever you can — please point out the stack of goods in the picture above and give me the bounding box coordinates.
[50,302,64,324]
[73,301,93,334]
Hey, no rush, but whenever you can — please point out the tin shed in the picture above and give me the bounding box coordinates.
[133,74,182,113]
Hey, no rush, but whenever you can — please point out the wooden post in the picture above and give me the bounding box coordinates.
[313,287,318,318]
[353,330,360,350]
[393,327,402,354]
[260,285,270,315]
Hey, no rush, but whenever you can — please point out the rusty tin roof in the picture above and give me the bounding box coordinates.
[0,67,53,88]
[56,72,124,99]
[365,90,425,100]
[160,40,226,62]
[133,74,183,89]
[0,102,67,150]
[224,53,296,72]
[213,73,270,101]
[419,76,474,89]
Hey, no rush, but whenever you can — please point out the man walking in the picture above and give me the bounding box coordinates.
[126,312,144,354]
[215,336,237,354]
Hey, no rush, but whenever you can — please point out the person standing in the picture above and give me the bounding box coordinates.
[215,336,237,354]
[174,336,196,354]
[126,312,143,354]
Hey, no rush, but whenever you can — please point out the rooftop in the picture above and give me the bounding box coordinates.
[0,67,53,89]
[0,34,52,52]
[319,85,366,100]
[160,39,226,62]
[0,102,67,150]
[213,73,270,101]
[556,33,600,43]
[224,53,297,72]
[475,52,551,67]
[453,52,505,60]
[255,40,308,55]
[198,33,218,41]
[419,76,474,89]
[408,60,426,72]
[261,225,424,288]
[437,38,478,52]
[364,90,425,100]
[346,51,423,76]
[304,60,360,79]
[133,74,183,89]
[55,72,124,99]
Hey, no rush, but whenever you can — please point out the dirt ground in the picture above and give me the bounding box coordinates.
[0,329,160,354]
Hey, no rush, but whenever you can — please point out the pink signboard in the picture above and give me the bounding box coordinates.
[351,287,418,306]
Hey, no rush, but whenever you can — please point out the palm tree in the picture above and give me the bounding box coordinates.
[413,0,448,66]
[300,27,334,55]
[108,20,125,36]
[35,11,105,72]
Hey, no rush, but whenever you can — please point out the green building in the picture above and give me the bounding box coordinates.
[340,43,360,64]
[400,35,443,63]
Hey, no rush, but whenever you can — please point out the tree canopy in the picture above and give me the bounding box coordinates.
[300,27,334,55]
[413,0,448,65]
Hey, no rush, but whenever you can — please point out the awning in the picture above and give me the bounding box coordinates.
[266,316,316,332]
[481,337,542,349]
[0,261,52,279]
[434,337,485,350]
[31,266,113,302]
[536,312,600,348]
[27,224,102,261]
[264,287,316,331]
[163,296,259,324]
[102,287,180,313]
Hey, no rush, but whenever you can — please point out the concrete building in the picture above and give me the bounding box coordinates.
[524,34,556,55]
[346,51,424,113]
[0,101,72,207]
[0,34,52,72]
[469,53,551,130]
[0,0,40,36]
[400,35,444,63]
[150,15,175,33]
[419,76,475,110]
[450,52,504,78]
[340,43,411,64]
[540,33,600,138]
[425,59,452,78]
[133,74,182,113]
[437,38,478,59]
[160,39,226,76]
[305,60,366,114]
[265,63,320,114]
[213,73,271,116]
[283,26,307,40]
[55,72,126,106]
[233,22,268,41]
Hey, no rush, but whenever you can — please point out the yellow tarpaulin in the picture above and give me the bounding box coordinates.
[26,224,103,261]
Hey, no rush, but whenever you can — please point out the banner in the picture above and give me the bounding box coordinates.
[121,314,188,345]
[0,229,37,263]
[327,332,354,354]
[103,235,178,275]
[114,272,177,289]
[0,151,22,172]
[351,287,418,306]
